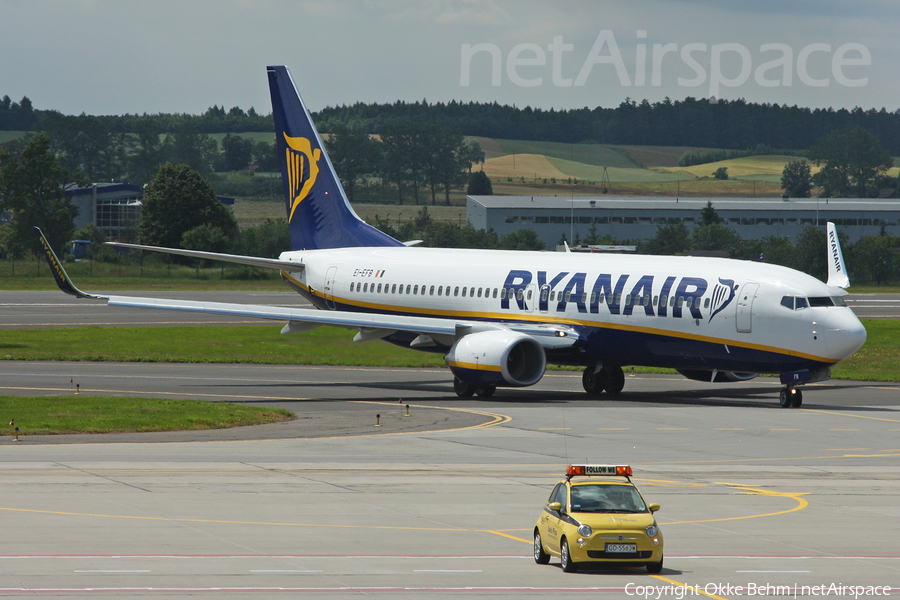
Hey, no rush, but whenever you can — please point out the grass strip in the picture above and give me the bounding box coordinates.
[0,395,294,435]
[0,321,894,381]
[0,325,447,367]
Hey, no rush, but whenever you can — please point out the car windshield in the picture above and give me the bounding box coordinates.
[570,484,647,513]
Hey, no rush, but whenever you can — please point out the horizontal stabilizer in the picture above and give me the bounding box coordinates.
[106,242,305,272]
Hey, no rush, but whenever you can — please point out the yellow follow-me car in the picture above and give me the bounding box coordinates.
[534,465,663,573]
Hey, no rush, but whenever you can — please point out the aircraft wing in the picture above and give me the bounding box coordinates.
[105,295,579,349]
[34,228,578,350]
[106,241,305,272]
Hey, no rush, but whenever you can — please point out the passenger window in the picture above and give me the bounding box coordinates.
[527,289,533,300]
[377,283,382,293]
[659,295,666,307]
[615,293,621,305]
[565,291,571,302]
[704,297,710,308]
[413,285,418,295]
[624,294,631,305]
[454,286,459,297]
[430,285,435,295]
[493,288,498,299]
[500,288,506,300]
[517,289,524,301]
[363,283,368,293]
[582,293,588,304]
[669,296,676,307]
[477,288,483,298]
[677,296,684,307]
[643,295,650,306]
[462,287,467,297]
[350,282,355,292]
[685,297,693,308]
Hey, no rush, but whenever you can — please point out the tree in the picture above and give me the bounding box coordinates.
[324,124,378,203]
[0,133,87,254]
[690,223,742,257]
[641,221,690,255]
[128,119,169,185]
[467,171,493,195]
[220,134,254,172]
[165,128,218,175]
[138,163,237,250]
[809,126,893,197]
[781,160,813,198]
[499,228,545,250]
[700,200,722,225]
[713,166,729,180]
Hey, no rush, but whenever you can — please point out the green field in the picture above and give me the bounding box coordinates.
[0,396,294,435]
[0,320,894,381]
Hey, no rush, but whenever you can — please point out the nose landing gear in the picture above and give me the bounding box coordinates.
[779,386,803,408]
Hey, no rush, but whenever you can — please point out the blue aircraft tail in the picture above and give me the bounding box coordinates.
[267,65,403,250]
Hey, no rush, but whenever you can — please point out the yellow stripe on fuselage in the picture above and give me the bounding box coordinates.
[279,271,837,365]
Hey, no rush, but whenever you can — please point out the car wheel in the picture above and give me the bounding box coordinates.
[533,529,550,565]
[560,538,578,573]
[646,555,664,574]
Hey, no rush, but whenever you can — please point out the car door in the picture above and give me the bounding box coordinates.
[539,483,567,554]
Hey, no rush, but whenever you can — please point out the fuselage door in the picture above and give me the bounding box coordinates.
[735,282,759,333]
[324,266,338,310]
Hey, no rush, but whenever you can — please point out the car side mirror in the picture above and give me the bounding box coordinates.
[648,503,660,513]
[548,501,562,512]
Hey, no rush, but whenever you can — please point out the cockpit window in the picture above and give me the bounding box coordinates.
[782,295,845,310]
[808,297,834,307]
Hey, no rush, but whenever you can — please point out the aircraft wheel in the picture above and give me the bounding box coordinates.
[604,366,626,395]
[779,388,792,408]
[791,388,803,408]
[475,385,496,398]
[453,377,476,398]
[582,365,608,394]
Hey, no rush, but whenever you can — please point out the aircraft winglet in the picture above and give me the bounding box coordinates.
[33,227,106,300]
[825,222,850,289]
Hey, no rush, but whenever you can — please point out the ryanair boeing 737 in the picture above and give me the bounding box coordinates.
[35,65,867,407]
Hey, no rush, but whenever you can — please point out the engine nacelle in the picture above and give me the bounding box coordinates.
[677,369,758,383]
[445,330,546,387]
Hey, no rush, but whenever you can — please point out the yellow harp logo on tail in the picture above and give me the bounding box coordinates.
[283,132,321,222]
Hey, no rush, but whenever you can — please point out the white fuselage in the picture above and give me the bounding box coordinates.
[279,246,866,374]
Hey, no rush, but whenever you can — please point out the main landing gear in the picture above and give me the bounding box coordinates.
[779,386,803,408]
[582,364,625,395]
[453,376,496,398]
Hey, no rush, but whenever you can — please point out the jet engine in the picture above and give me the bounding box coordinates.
[677,369,758,383]
[445,330,546,387]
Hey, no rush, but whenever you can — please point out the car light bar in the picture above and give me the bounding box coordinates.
[567,464,633,477]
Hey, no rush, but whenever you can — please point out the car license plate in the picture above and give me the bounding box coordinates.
[606,543,637,553]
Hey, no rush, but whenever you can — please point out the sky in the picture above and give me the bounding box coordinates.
[1,0,897,117]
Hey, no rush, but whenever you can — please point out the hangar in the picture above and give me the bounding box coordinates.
[466,195,900,247]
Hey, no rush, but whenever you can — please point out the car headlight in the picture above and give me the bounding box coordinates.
[577,524,592,537]
[646,525,658,537]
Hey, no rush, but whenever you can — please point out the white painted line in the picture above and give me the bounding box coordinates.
[74,570,151,573]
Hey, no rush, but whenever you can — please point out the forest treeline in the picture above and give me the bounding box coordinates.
[4,92,900,154]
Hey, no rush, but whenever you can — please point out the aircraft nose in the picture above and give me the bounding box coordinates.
[822,309,867,359]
